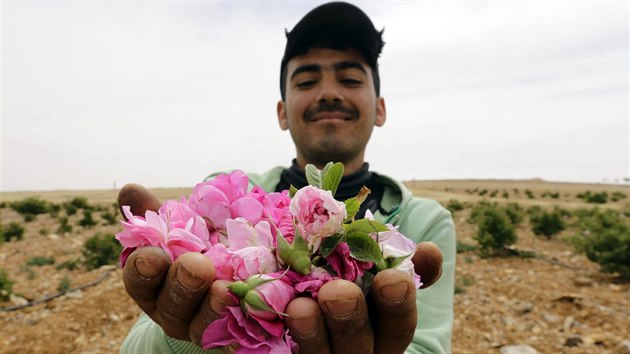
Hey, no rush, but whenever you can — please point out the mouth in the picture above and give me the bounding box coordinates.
[309,112,354,122]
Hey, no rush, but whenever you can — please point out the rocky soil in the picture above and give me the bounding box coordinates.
[1,180,628,354]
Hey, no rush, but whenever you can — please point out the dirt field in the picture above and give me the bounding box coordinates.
[1,180,628,354]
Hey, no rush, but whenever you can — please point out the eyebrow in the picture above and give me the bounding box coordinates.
[290,60,368,80]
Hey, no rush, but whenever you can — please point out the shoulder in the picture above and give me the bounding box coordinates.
[246,166,286,192]
[373,172,454,243]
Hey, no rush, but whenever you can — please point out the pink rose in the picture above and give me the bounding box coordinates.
[325,242,373,282]
[201,306,295,353]
[202,274,296,353]
[286,267,335,298]
[117,206,164,249]
[204,243,234,280]
[231,246,278,280]
[188,171,263,231]
[290,185,346,252]
[374,224,422,289]
[226,218,274,250]
[160,227,206,261]
[243,274,296,336]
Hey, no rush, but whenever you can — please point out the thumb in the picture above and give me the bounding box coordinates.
[118,183,162,219]
[411,241,443,289]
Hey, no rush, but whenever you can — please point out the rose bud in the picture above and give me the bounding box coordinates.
[412,242,443,289]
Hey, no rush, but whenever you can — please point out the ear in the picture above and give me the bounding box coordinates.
[375,97,386,127]
[277,100,289,130]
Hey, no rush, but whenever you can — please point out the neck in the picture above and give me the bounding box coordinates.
[295,154,366,176]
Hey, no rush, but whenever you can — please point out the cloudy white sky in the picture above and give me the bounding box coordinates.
[1,1,628,192]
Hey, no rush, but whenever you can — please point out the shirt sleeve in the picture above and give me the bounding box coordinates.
[397,198,456,354]
[119,312,223,354]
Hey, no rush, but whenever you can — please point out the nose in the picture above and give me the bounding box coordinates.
[316,75,343,103]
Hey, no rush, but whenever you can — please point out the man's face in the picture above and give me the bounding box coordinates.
[277,47,386,173]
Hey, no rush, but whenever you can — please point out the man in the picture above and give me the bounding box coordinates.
[118,2,455,353]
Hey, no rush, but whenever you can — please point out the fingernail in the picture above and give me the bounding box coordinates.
[288,317,319,337]
[176,264,204,290]
[135,258,161,278]
[380,282,409,303]
[324,299,358,319]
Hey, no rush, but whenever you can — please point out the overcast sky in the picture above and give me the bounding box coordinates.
[1,1,628,192]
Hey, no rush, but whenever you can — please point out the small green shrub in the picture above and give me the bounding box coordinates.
[541,191,559,199]
[48,203,61,218]
[531,209,566,238]
[504,203,524,226]
[577,191,608,204]
[56,258,81,270]
[489,190,498,198]
[82,233,122,270]
[502,190,509,199]
[64,204,77,215]
[39,227,50,236]
[611,192,627,202]
[472,204,517,256]
[57,216,73,234]
[0,268,14,301]
[65,196,91,210]
[572,208,630,278]
[456,241,477,253]
[446,199,464,214]
[79,210,97,228]
[10,197,49,221]
[0,202,6,209]
[100,211,118,225]
[1,222,25,241]
[57,275,72,293]
[525,189,535,199]
[27,256,55,266]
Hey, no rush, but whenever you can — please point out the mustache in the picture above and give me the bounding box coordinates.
[304,101,359,121]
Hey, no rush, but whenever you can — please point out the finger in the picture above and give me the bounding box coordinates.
[370,269,417,354]
[411,241,443,289]
[188,280,238,345]
[285,297,331,354]
[155,252,216,340]
[122,246,171,313]
[118,183,162,219]
[318,280,373,354]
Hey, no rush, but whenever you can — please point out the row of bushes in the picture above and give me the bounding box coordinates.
[460,188,627,204]
[1,209,119,243]
[4,197,117,222]
[0,233,122,302]
[451,200,630,278]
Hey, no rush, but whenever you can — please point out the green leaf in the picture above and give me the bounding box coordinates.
[305,164,322,188]
[276,232,292,262]
[321,162,344,196]
[346,229,383,263]
[244,291,277,313]
[386,253,413,269]
[246,275,278,290]
[227,281,249,298]
[319,233,344,258]
[289,185,298,198]
[292,224,309,252]
[344,198,360,222]
[346,219,389,235]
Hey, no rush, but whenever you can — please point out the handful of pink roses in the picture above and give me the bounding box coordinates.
[116,162,435,353]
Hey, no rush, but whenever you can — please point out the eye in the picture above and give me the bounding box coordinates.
[296,80,317,89]
[340,78,363,87]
